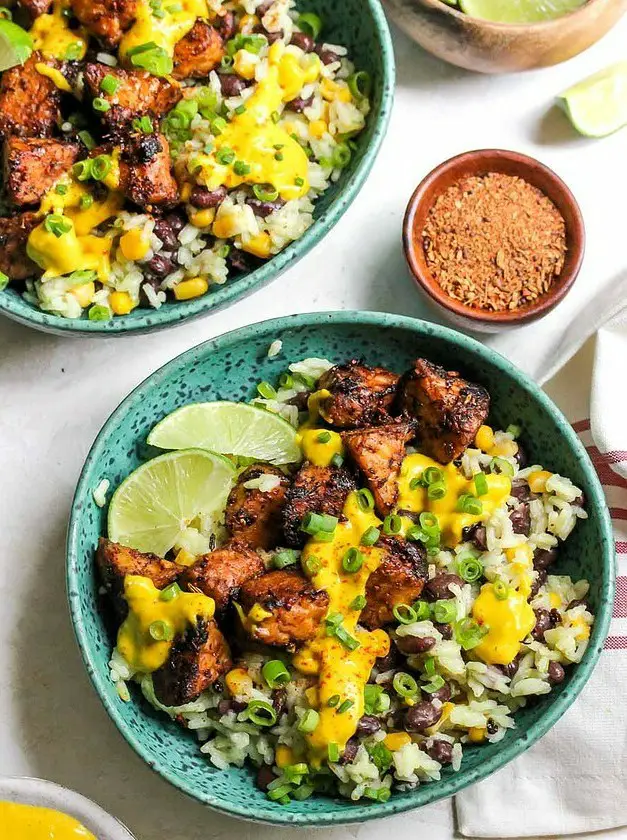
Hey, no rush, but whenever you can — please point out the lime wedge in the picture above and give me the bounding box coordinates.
[0,19,33,72]
[108,448,236,556]
[459,0,585,23]
[147,401,302,465]
[559,62,627,138]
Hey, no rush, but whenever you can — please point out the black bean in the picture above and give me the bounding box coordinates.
[510,480,536,502]
[138,276,161,308]
[462,523,487,551]
[339,737,359,765]
[165,211,186,234]
[533,548,558,571]
[145,254,173,278]
[190,185,227,209]
[499,660,519,679]
[423,739,453,765]
[213,680,224,694]
[152,218,178,251]
[430,681,452,704]
[567,598,589,611]
[396,635,436,655]
[434,622,453,640]
[573,492,586,508]
[549,608,561,626]
[424,573,464,602]
[263,29,284,44]
[286,93,314,113]
[215,10,236,40]
[217,698,231,716]
[486,719,498,736]
[290,31,314,52]
[316,45,340,65]
[374,641,401,673]
[256,765,276,791]
[356,715,381,736]
[246,195,285,218]
[228,247,257,274]
[510,503,531,536]
[256,1,273,15]
[231,698,247,713]
[547,661,566,684]
[272,688,287,715]
[515,442,528,469]
[219,73,248,97]
[404,701,440,733]
[287,391,310,411]
[529,569,547,598]
[532,608,552,641]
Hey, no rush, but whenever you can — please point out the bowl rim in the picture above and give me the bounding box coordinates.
[66,310,615,826]
[0,0,395,337]
[403,148,586,327]
[414,0,610,31]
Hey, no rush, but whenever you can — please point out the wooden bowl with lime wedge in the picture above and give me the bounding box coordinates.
[382,0,627,73]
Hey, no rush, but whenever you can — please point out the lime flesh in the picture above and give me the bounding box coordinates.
[147,401,302,466]
[108,448,236,556]
[559,62,627,138]
[459,0,585,23]
[0,19,33,71]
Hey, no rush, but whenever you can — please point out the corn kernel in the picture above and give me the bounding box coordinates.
[320,78,339,101]
[425,702,454,736]
[241,232,272,259]
[468,727,486,743]
[528,470,553,494]
[212,208,238,239]
[336,85,352,103]
[304,686,318,707]
[302,53,321,85]
[268,41,285,65]
[70,280,95,308]
[275,745,295,768]
[109,290,135,316]
[174,548,196,567]
[239,13,259,31]
[309,119,327,139]
[505,544,533,566]
[571,616,590,640]
[225,667,253,697]
[491,439,519,458]
[475,425,494,452]
[233,49,257,80]
[278,53,305,101]
[549,592,562,609]
[248,602,272,623]
[180,182,193,202]
[384,732,412,751]
[190,207,216,228]
[119,229,149,262]
[173,277,209,301]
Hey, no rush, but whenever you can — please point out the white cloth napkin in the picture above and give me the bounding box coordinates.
[455,300,627,837]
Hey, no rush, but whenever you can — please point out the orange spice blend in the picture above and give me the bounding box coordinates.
[422,173,567,312]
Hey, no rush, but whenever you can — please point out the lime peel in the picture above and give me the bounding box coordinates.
[0,19,33,72]
[459,0,585,24]
[559,62,627,139]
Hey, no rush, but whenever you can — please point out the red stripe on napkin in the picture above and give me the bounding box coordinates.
[614,577,627,618]
[571,419,591,433]
[604,636,627,650]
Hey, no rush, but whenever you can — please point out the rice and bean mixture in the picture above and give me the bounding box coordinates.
[108,357,593,805]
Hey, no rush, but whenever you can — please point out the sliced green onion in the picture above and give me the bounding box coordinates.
[419,511,439,535]
[360,526,380,547]
[92,96,111,112]
[335,625,360,651]
[327,742,340,763]
[330,453,344,468]
[410,475,425,490]
[283,763,308,783]
[267,784,292,801]
[256,380,276,399]
[350,594,366,611]
[455,617,488,651]
[78,130,95,150]
[55,183,68,195]
[297,11,323,38]
[325,612,343,632]
[91,154,112,181]
[363,684,383,715]
[220,54,234,70]
[474,472,489,497]
[64,41,83,60]
[424,466,444,485]
[292,783,315,800]
[262,659,291,688]
[226,32,267,56]
[233,159,251,175]
[327,694,340,707]
[406,526,426,543]
[159,582,181,602]
[457,555,483,583]
[356,488,374,511]
[278,372,294,388]
[132,115,154,133]
[216,146,236,165]
[0,271,9,291]
[413,600,431,620]
[383,514,402,535]
[100,74,120,94]
[88,304,111,322]
[347,70,371,99]
[274,151,284,161]
[294,176,305,187]
[247,699,277,727]
[148,619,174,641]
[422,675,445,694]
[456,493,483,515]
[44,213,72,237]
[490,457,515,477]
[427,481,447,501]
[68,269,97,285]
[393,603,417,625]
[210,115,227,136]
[493,577,509,600]
[301,512,338,536]
[72,159,93,181]
[366,741,393,771]
[506,424,522,439]
[337,699,354,714]
[129,43,172,76]
[303,555,321,576]
[271,110,280,124]
[79,194,94,210]
[297,708,320,733]
[272,549,299,570]
[342,547,364,574]
[424,656,436,677]
[392,671,418,699]
[252,183,279,202]
[317,430,331,443]
[331,142,351,169]
[432,599,457,623]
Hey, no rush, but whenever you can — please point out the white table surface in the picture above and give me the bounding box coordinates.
[2,15,627,840]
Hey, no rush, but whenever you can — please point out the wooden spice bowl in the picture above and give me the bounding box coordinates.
[403,149,585,333]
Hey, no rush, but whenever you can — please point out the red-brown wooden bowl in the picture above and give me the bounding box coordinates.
[403,149,586,333]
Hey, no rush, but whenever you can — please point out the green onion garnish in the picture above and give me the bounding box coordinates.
[360,526,380,547]
[55,183,68,195]
[246,699,277,727]
[216,146,236,165]
[100,74,120,95]
[393,603,417,625]
[356,488,374,511]
[88,304,111,321]
[253,183,279,202]
[493,577,509,600]
[424,466,444,485]
[148,619,174,641]
[363,684,383,715]
[490,457,515,477]
[330,453,344,468]
[347,70,372,99]
[301,512,338,536]
[297,708,319,733]
[422,675,445,694]
[327,694,340,707]
[335,625,360,651]
[474,472,489,497]
[457,554,483,583]
[92,97,111,112]
[128,42,173,76]
[262,659,291,689]
[455,617,488,650]
[297,11,323,38]
[210,116,227,135]
[506,424,522,439]
[233,159,251,176]
[274,151,284,161]
[456,493,483,515]
[294,176,305,187]
[303,556,321,576]
[278,372,294,388]
[427,481,447,500]
[317,430,331,443]
[424,656,436,676]
[410,475,425,490]
[331,142,351,169]
[257,380,277,399]
[342,547,364,574]
[44,213,72,238]
[79,194,93,209]
[78,130,95,149]
[413,600,431,620]
[327,742,340,763]
[159,582,181,602]
[90,154,112,181]
[350,594,366,611]
[272,549,299,570]
[267,785,292,802]
[337,699,353,714]
[382,514,402,535]
[72,159,92,181]
[419,511,439,535]
[392,671,418,699]
[292,784,315,801]
[0,271,9,291]
[432,598,457,623]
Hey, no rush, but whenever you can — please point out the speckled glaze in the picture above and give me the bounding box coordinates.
[0,2,394,337]
[67,312,614,826]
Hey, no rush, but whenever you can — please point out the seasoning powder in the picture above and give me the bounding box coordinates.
[422,173,567,312]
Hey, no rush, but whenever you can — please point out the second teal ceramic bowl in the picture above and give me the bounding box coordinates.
[67,312,614,825]
[0,2,394,336]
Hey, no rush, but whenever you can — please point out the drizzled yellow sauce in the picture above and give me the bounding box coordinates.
[299,428,343,467]
[293,493,389,764]
[472,583,536,665]
[117,575,215,673]
[397,453,511,547]
[119,0,208,60]
[0,802,95,839]
[30,0,88,60]
[198,42,313,205]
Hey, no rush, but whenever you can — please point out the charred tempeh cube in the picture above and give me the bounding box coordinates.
[118,132,179,209]
[180,541,265,614]
[360,537,427,630]
[0,53,62,138]
[70,0,138,49]
[317,360,400,429]
[282,463,356,547]
[225,465,290,550]
[4,137,80,206]
[83,64,182,129]
[172,20,225,80]
[0,212,40,281]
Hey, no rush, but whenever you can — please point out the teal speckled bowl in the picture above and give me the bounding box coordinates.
[0,3,394,336]
[67,312,614,825]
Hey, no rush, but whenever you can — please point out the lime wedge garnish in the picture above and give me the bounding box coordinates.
[559,62,627,138]
[0,19,33,71]
[147,401,302,466]
[108,449,236,556]
[459,0,585,23]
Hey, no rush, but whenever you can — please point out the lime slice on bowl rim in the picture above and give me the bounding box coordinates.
[108,448,236,557]
[459,0,586,24]
[559,62,627,138]
[147,401,302,466]
[0,18,33,72]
